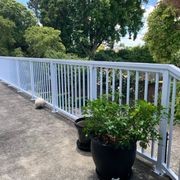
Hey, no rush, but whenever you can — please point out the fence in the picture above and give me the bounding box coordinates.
[0,56,179,180]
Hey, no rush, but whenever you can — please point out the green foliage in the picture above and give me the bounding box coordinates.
[119,46,154,63]
[144,2,180,65]
[44,50,66,59]
[172,50,180,67]
[0,16,15,56]
[94,46,154,63]
[83,97,162,148]
[175,82,180,123]
[0,0,36,53]
[94,50,122,61]
[12,48,24,57]
[24,26,66,58]
[34,0,147,58]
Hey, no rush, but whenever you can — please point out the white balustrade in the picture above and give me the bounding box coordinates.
[0,56,179,180]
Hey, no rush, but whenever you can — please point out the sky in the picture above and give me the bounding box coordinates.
[16,0,158,47]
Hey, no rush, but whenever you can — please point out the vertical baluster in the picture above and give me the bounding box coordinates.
[83,67,85,106]
[87,67,90,100]
[39,62,42,97]
[67,65,70,113]
[135,71,139,101]
[78,66,81,114]
[126,70,130,105]
[30,61,35,100]
[48,63,52,104]
[33,63,37,96]
[100,67,103,97]
[71,65,74,114]
[141,72,148,153]
[45,63,49,102]
[19,62,22,89]
[58,64,61,109]
[106,69,109,97]
[39,62,42,96]
[36,62,39,96]
[40,62,43,98]
[64,65,67,111]
[144,72,149,101]
[42,63,45,99]
[42,62,45,99]
[112,69,115,101]
[119,70,122,104]
[75,66,77,115]
[19,62,23,89]
[61,64,64,109]
[151,73,159,158]
[167,78,176,168]
[45,64,48,101]
[38,62,41,97]
[90,66,97,100]
[22,62,25,89]
[16,60,21,90]
[36,63,39,96]
[50,62,58,112]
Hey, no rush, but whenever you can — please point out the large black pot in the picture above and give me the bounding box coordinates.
[75,118,91,152]
[91,137,136,180]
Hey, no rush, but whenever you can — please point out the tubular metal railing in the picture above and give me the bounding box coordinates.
[0,56,179,180]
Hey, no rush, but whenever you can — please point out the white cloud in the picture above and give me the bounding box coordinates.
[115,5,155,48]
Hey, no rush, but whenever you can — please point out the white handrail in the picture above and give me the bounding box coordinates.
[0,56,180,79]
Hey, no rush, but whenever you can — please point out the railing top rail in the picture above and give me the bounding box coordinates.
[0,56,180,80]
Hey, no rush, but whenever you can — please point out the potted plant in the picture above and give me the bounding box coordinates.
[75,117,91,151]
[83,96,163,180]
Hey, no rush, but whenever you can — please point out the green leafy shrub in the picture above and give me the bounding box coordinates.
[94,46,154,63]
[94,50,122,61]
[118,46,154,63]
[83,97,163,148]
[12,48,24,57]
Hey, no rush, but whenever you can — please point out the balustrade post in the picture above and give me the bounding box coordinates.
[50,61,58,112]
[155,70,170,175]
[89,66,97,100]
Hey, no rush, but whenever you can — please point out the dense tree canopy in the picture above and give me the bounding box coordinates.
[24,26,66,58]
[0,0,36,53]
[0,16,15,56]
[94,45,154,63]
[144,2,180,65]
[28,0,147,58]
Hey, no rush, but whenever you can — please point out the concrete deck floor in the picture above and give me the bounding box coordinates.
[0,82,169,180]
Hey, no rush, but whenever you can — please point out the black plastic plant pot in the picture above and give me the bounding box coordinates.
[75,117,91,152]
[91,137,136,180]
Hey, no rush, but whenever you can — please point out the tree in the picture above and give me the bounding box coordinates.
[28,0,40,19]
[24,26,66,58]
[94,45,154,63]
[122,46,154,63]
[29,0,147,58]
[0,0,36,52]
[144,2,180,65]
[0,16,15,56]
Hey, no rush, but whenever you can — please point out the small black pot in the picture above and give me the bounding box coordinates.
[75,118,91,152]
[91,137,136,180]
